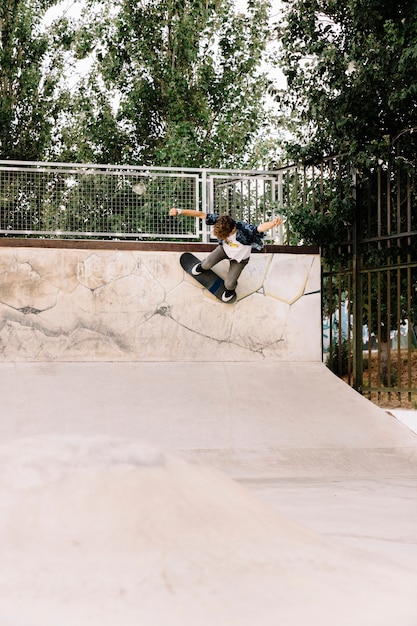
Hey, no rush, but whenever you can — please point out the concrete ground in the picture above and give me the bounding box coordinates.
[389,408,417,435]
[245,476,417,574]
[1,361,417,625]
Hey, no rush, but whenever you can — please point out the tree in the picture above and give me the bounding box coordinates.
[0,0,71,160]
[274,0,417,263]
[55,0,273,168]
[274,2,417,390]
[275,0,417,165]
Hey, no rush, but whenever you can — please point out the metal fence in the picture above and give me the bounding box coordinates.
[0,161,285,243]
[322,137,417,407]
[2,156,415,405]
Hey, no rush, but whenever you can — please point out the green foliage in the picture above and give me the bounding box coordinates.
[275,0,417,165]
[280,174,355,259]
[282,192,354,250]
[0,0,71,160]
[326,339,351,378]
[0,0,281,169]
[53,0,273,168]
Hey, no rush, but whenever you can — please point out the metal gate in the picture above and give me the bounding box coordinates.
[323,134,417,407]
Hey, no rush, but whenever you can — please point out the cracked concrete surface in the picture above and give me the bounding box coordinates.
[0,247,321,361]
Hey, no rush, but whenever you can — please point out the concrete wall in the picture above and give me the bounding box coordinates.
[0,246,321,362]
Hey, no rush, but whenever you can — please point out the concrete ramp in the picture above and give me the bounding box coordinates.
[1,360,415,478]
[0,244,416,477]
[1,244,417,626]
[0,247,321,362]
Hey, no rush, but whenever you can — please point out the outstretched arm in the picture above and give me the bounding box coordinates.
[169,208,207,218]
[256,217,283,233]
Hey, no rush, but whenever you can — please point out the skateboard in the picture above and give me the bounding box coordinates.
[180,252,236,303]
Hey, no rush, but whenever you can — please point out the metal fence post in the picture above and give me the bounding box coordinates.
[200,169,210,243]
[351,166,363,393]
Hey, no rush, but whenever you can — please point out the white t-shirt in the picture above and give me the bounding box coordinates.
[223,232,252,262]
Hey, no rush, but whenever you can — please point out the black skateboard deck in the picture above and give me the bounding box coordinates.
[180,252,236,303]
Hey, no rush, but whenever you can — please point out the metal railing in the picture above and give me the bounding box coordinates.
[2,157,415,406]
[0,160,287,243]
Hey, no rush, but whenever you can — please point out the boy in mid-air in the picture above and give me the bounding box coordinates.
[169,208,282,302]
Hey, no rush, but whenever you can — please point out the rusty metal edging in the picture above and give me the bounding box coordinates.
[0,238,319,255]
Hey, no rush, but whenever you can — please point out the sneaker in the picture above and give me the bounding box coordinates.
[222,289,236,302]
[191,262,203,276]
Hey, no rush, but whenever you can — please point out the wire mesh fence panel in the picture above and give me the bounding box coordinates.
[206,172,283,243]
[208,174,276,221]
[0,162,289,242]
[0,164,202,240]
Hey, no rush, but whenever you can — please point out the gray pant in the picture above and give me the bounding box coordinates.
[201,245,249,290]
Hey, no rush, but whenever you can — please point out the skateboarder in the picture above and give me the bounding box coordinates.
[169,208,282,302]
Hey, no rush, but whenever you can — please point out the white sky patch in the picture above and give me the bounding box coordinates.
[44,0,83,23]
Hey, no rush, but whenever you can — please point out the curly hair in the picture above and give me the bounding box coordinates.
[213,215,236,240]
